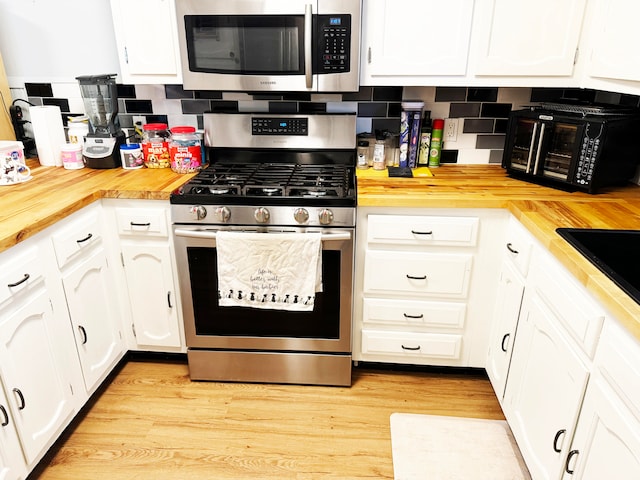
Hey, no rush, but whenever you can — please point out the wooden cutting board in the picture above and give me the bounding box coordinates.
[0,50,16,141]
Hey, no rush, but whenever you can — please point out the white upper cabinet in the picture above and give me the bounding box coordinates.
[110,0,182,84]
[473,0,586,77]
[360,0,475,84]
[579,0,640,94]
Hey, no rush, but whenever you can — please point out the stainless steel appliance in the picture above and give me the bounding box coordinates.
[171,113,356,386]
[76,74,125,169]
[502,102,640,193]
[175,0,361,92]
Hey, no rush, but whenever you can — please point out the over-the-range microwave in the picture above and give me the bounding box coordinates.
[175,0,361,93]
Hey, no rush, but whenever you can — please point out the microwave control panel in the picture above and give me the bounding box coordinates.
[575,122,604,185]
[317,15,351,73]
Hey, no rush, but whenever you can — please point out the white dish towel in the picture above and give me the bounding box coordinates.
[216,231,322,311]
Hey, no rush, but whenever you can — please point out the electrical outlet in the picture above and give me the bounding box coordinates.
[444,118,458,142]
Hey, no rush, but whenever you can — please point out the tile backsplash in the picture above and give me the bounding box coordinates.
[14,82,640,165]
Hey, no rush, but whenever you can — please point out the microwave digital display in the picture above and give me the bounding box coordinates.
[329,17,341,25]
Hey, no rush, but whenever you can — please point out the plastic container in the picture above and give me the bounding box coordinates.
[428,119,444,168]
[142,123,171,168]
[120,143,144,170]
[169,126,202,173]
[0,140,25,165]
[357,140,370,169]
[60,143,84,170]
[373,133,386,170]
[67,115,89,145]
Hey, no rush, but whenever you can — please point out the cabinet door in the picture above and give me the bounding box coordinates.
[474,0,586,76]
[586,0,640,82]
[62,248,124,394]
[361,0,474,78]
[122,244,181,348]
[0,381,27,480]
[109,0,182,84]
[0,292,74,466]
[486,260,524,401]
[563,377,640,479]
[503,291,589,480]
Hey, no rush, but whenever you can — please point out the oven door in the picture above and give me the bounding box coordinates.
[173,226,353,354]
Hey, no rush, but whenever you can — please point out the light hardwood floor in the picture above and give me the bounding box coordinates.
[30,358,504,479]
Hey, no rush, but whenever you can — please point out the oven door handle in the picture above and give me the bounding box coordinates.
[174,229,351,242]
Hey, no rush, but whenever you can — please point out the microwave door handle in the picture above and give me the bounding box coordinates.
[305,4,313,89]
[525,122,539,174]
[532,123,546,175]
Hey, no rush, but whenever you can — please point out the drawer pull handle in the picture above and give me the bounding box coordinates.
[403,313,424,319]
[78,325,88,345]
[565,449,579,474]
[401,345,421,351]
[7,273,30,288]
[501,333,510,352]
[506,243,519,254]
[130,222,151,227]
[0,404,8,426]
[553,429,566,453]
[411,230,433,235]
[76,233,93,244]
[13,388,25,410]
[406,274,427,280]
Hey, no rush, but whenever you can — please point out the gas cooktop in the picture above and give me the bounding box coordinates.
[170,162,356,207]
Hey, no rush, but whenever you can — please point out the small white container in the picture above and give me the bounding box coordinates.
[60,143,84,170]
[120,143,144,169]
[67,115,89,144]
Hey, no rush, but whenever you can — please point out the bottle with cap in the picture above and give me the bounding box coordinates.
[428,119,444,168]
[357,140,370,169]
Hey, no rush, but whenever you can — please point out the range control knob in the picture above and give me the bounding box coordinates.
[293,208,309,224]
[254,207,271,224]
[190,205,207,221]
[214,206,231,223]
[318,208,334,225]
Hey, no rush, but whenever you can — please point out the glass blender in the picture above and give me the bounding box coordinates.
[76,74,125,168]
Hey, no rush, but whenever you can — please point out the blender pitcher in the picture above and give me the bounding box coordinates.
[76,74,125,168]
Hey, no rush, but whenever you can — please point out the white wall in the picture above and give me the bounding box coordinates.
[0,0,120,85]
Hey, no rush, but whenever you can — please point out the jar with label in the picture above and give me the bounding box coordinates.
[357,140,370,169]
[169,126,202,173]
[142,123,171,168]
[373,133,386,170]
[120,143,144,169]
[60,143,84,169]
[67,115,89,145]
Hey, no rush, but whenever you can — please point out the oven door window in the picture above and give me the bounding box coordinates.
[541,122,582,180]
[187,247,341,338]
[184,15,304,74]
[507,118,539,172]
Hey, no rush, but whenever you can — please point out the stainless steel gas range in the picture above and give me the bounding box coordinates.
[171,113,356,386]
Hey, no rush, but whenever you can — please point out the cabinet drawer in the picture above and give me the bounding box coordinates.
[361,329,462,360]
[367,214,479,246]
[115,207,168,237]
[530,254,604,358]
[0,245,45,306]
[504,217,533,277]
[363,298,466,329]
[51,211,103,269]
[364,250,472,297]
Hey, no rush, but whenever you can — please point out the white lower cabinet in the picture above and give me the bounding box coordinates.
[0,381,26,480]
[354,208,507,367]
[562,320,640,479]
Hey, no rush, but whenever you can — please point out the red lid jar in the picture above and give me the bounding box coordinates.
[169,126,202,174]
[141,123,170,168]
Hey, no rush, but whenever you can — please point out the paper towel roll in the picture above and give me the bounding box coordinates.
[30,105,66,167]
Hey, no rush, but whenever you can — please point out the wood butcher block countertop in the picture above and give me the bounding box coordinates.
[2,160,640,341]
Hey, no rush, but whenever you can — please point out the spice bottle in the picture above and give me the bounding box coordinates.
[169,126,203,173]
[357,140,370,169]
[373,133,386,170]
[142,123,171,168]
[428,119,444,168]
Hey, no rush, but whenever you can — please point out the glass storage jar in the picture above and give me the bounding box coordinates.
[142,123,171,168]
[169,126,202,173]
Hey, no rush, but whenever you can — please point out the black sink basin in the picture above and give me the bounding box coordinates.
[556,228,640,305]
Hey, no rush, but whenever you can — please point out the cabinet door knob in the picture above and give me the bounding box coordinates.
[167,291,173,308]
[12,388,25,410]
[7,273,30,288]
[501,333,510,352]
[506,242,519,254]
[78,325,88,345]
[0,404,9,426]
[553,428,566,453]
[76,233,93,244]
[406,274,427,280]
[565,449,579,474]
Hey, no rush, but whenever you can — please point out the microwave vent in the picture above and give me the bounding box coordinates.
[540,102,636,116]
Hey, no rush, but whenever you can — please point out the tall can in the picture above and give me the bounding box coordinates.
[428,119,444,168]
